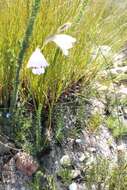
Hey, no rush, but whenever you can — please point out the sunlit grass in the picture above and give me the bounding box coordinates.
[0,0,127,111]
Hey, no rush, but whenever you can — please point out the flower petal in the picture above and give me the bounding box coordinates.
[45,34,76,56]
[52,34,76,50]
[63,49,69,56]
[27,48,48,68]
[32,67,45,75]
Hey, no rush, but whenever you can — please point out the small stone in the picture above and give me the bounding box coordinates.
[88,147,96,153]
[0,135,16,155]
[2,158,16,183]
[123,107,127,115]
[91,99,105,114]
[15,152,39,176]
[82,183,88,190]
[113,53,126,66]
[86,155,96,166]
[119,87,127,95]
[117,144,126,153]
[77,183,88,190]
[68,138,75,144]
[6,113,11,118]
[75,139,82,144]
[60,155,71,166]
[69,182,78,190]
[70,169,81,179]
[91,184,96,190]
[79,153,86,162]
[0,112,2,117]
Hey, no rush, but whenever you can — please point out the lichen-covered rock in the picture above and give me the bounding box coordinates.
[15,152,39,176]
[0,135,15,155]
[1,156,31,190]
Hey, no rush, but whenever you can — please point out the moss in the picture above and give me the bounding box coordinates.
[106,116,127,138]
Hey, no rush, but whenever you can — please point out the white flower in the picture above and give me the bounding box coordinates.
[45,34,76,56]
[32,68,45,75]
[27,48,48,75]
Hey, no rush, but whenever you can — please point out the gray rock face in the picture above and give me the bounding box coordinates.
[0,135,15,155]
[1,156,31,190]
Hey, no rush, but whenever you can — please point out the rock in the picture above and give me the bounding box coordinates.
[113,52,127,66]
[119,116,127,126]
[2,157,16,184]
[0,135,16,155]
[60,155,71,167]
[119,87,127,95]
[88,147,97,153]
[117,144,126,153]
[78,183,88,190]
[86,155,96,166]
[90,98,105,115]
[2,156,31,190]
[122,107,127,117]
[5,112,11,118]
[15,152,39,176]
[78,153,86,162]
[75,139,82,144]
[91,184,96,190]
[82,131,91,145]
[109,66,127,75]
[95,125,117,160]
[69,182,78,190]
[70,169,81,179]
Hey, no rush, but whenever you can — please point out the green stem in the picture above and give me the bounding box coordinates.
[10,0,41,113]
